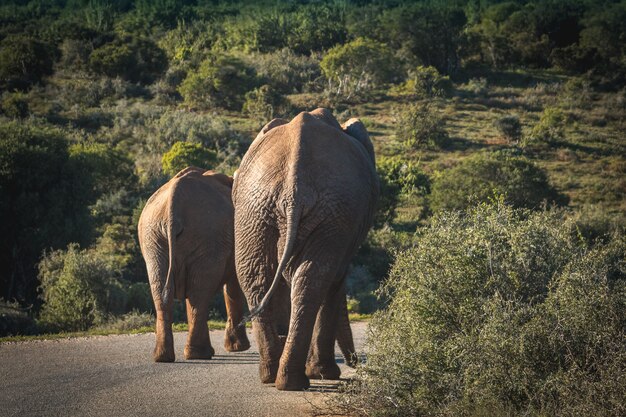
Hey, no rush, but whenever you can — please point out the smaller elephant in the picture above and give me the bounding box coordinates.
[138,167,250,362]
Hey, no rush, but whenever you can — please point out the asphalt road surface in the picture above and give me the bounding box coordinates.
[0,322,367,417]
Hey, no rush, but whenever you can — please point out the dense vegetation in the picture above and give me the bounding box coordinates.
[0,1,624,412]
[339,203,625,416]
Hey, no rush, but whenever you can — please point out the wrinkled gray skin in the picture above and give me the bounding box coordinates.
[233,109,378,390]
[138,167,250,362]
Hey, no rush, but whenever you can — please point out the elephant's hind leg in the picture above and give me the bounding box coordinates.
[184,286,215,360]
[146,249,175,362]
[154,297,175,362]
[223,273,250,352]
[275,261,330,391]
[306,287,343,380]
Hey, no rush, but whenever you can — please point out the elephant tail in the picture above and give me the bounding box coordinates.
[241,204,300,326]
[162,191,182,309]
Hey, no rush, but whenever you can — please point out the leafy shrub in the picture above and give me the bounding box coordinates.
[466,77,488,95]
[161,141,217,177]
[321,38,398,99]
[376,156,430,226]
[0,92,29,118]
[340,203,626,417]
[38,244,125,331]
[88,36,167,84]
[242,84,288,122]
[394,102,449,150]
[430,151,568,212]
[559,77,593,109]
[96,310,154,332]
[526,106,567,145]
[0,35,54,90]
[250,48,321,94]
[178,54,257,110]
[0,121,93,304]
[57,38,93,71]
[494,114,522,143]
[392,65,453,99]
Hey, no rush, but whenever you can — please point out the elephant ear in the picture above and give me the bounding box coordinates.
[342,118,375,164]
[254,118,289,142]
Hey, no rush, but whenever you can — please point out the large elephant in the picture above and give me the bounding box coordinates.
[138,167,250,362]
[233,108,378,390]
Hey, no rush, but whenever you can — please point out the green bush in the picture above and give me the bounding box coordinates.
[376,156,430,226]
[392,65,453,99]
[321,38,398,99]
[0,92,29,118]
[340,203,626,417]
[88,36,167,84]
[394,102,450,150]
[178,54,257,110]
[494,114,522,143]
[161,141,216,177]
[430,151,568,213]
[250,48,321,94]
[0,35,54,90]
[38,244,125,331]
[242,84,287,123]
[526,106,567,145]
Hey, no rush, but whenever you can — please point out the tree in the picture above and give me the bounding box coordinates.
[161,141,216,177]
[0,35,54,91]
[320,38,398,99]
[378,3,467,75]
[0,122,91,305]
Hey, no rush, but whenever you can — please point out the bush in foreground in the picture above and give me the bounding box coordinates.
[339,203,626,417]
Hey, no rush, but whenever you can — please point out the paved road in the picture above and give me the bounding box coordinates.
[0,322,367,417]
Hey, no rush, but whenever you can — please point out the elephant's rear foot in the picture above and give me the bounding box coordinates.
[184,344,215,360]
[306,361,341,380]
[259,360,279,384]
[153,345,175,362]
[275,368,310,391]
[224,326,251,352]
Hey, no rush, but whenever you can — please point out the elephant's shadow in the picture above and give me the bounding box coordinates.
[177,353,260,365]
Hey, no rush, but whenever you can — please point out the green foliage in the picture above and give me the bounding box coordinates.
[392,66,452,99]
[284,4,346,54]
[394,102,449,150]
[0,92,29,118]
[88,36,167,84]
[250,48,320,94]
[161,141,216,177]
[178,54,257,110]
[527,106,567,145]
[377,3,466,74]
[0,121,92,304]
[38,244,123,331]
[321,38,398,99]
[494,114,522,143]
[430,151,568,213]
[376,156,430,226]
[242,84,287,123]
[341,203,626,417]
[0,35,54,90]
